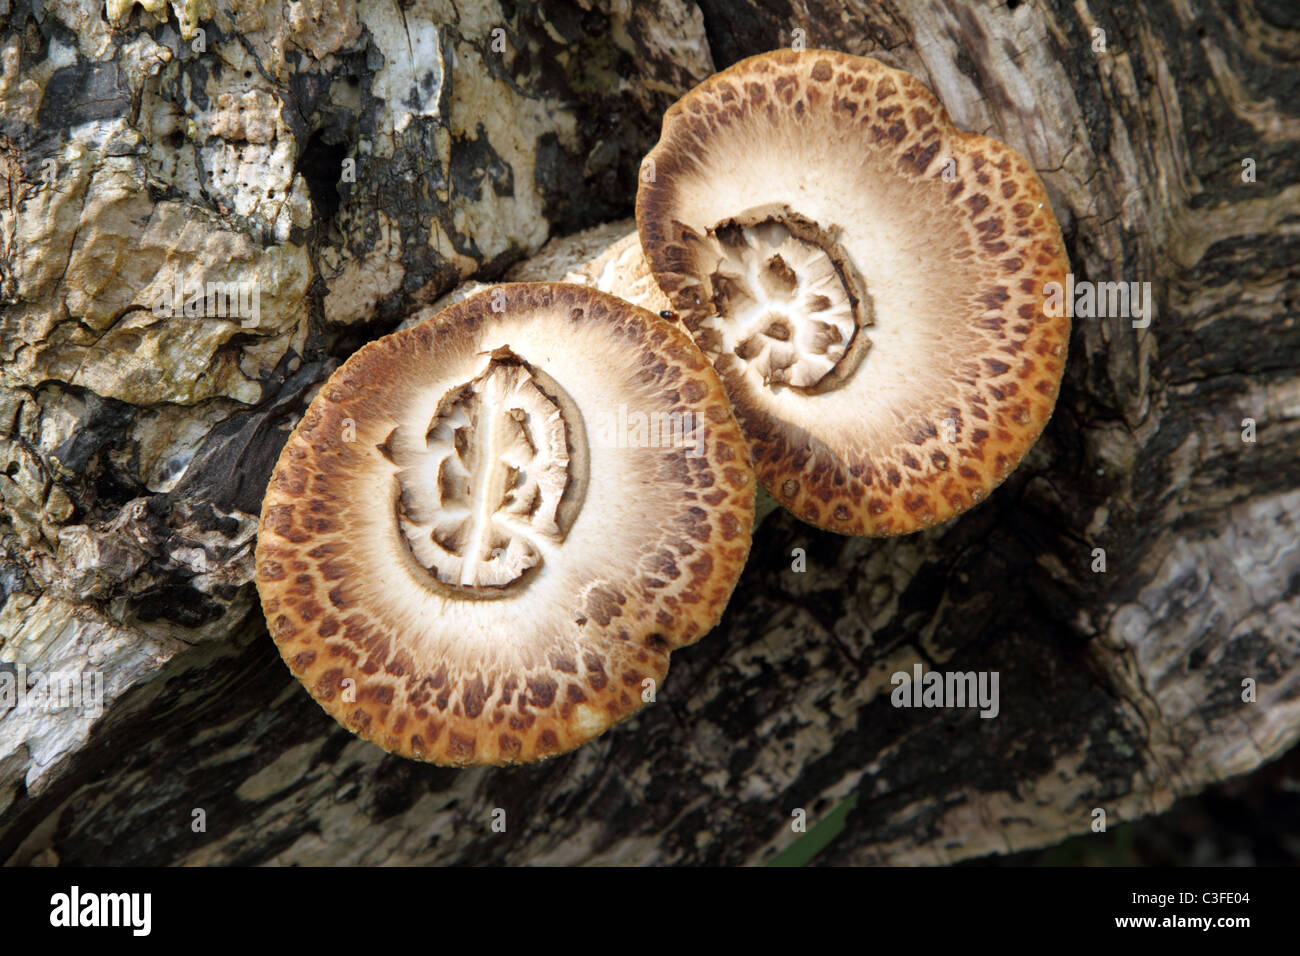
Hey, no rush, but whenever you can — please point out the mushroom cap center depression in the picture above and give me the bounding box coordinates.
[389,349,586,594]
[697,205,873,394]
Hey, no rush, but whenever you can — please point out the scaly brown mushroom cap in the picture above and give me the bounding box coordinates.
[637,49,1071,535]
[256,283,754,766]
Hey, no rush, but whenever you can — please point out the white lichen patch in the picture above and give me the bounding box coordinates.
[287,0,363,61]
[120,32,174,82]
[359,0,446,145]
[445,43,570,261]
[0,592,179,800]
[190,77,312,243]
[106,0,211,42]
[45,1,117,60]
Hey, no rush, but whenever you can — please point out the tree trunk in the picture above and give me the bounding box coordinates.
[1,0,1297,866]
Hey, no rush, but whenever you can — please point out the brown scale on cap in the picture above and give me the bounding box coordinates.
[637,49,1071,535]
[255,283,755,766]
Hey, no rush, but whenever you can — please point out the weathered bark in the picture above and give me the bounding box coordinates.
[1,0,1298,866]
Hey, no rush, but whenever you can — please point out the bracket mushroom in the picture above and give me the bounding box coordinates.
[637,49,1072,535]
[256,283,755,765]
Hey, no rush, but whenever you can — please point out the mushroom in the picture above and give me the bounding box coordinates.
[255,283,755,765]
[637,49,1071,535]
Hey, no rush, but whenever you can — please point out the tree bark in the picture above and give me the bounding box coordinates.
[1,0,1297,866]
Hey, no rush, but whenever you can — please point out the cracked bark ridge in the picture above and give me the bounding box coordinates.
[2,0,1299,865]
